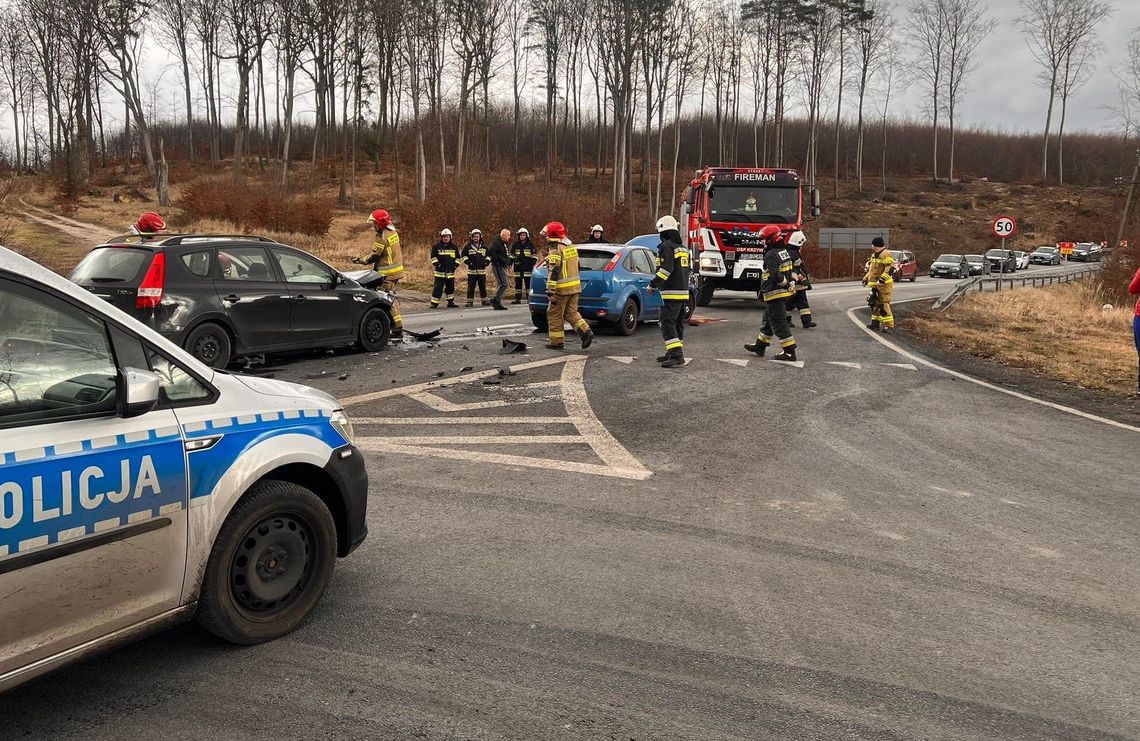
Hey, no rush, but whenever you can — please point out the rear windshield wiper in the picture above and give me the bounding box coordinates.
[87,277,127,283]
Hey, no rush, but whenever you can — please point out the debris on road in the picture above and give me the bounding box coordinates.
[483,378,501,385]
[498,367,517,377]
[406,328,443,342]
[500,338,528,354]
[460,366,474,372]
[338,373,350,381]
[433,371,446,378]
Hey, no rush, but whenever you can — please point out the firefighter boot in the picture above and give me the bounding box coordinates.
[744,342,767,357]
[656,354,670,363]
[391,330,404,343]
[579,328,595,349]
[773,346,798,362]
[482,299,491,306]
[660,353,685,368]
[867,319,881,331]
[465,299,474,307]
[801,315,818,328]
[447,299,459,308]
[512,292,522,304]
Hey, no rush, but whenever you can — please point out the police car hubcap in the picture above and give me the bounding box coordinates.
[230,514,313,614]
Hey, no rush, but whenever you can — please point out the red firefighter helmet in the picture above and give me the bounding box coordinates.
[135,212,167,234]
[543,221,566,240]
[759,225,782,243]
[367,209,391,228]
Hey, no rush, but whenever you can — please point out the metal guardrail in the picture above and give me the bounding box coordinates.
[933,266,1101,311]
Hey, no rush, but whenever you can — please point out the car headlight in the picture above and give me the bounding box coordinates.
[329,409,356,445]
[700,256,722,269]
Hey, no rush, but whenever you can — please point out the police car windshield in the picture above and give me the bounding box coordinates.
[707,185,798,224]
[936,254,962,261]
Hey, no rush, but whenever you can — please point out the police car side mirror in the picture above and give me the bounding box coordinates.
[118,367,161,419]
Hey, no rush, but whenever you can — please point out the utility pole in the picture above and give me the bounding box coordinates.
[1116,146,1140,252]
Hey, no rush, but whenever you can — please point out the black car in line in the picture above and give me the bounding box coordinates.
[985,248,1018,273]
[928,253,971,279]
[69,234,397,368]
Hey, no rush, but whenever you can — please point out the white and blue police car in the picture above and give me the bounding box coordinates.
[0,244,368,692]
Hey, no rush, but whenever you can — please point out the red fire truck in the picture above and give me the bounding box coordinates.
[681,167,820,305]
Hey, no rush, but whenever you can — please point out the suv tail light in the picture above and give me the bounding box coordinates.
[136,252,165,309]
[603,253,621,271]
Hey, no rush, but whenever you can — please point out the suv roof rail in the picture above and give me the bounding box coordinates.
[101,233,280,246]
[160,234,280,245]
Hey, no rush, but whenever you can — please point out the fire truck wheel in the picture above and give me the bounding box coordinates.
[696,277,716,306]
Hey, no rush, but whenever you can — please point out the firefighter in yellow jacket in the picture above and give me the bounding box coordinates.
[354,208,404,340]
[543,221,595,350]
[863,236,896,332]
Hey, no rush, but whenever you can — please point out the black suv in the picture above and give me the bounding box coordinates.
[70,234,396,368]
[985,248,1018,273]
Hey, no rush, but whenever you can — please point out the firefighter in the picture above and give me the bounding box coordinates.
[744,224,798,362]
[429,228,460,309]
[648,215,691,368]
[784,230,817,329]
[511,227,536,303]
[863,236,896,332]
[462,228,489,306]
[353,209,405,340]
[544,221,594,350]
[131,211,167,237]
[584,224,606,243]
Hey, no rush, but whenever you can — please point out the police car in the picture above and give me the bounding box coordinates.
[0,245,368,692]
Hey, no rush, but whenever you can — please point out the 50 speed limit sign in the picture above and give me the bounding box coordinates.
[992,215,1017,239]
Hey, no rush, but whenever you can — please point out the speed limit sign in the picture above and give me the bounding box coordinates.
[992,215,1017,239]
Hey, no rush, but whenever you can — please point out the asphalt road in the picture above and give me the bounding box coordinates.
[3,265,1136,740]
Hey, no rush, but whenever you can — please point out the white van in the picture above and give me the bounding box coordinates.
[0,245,368,692]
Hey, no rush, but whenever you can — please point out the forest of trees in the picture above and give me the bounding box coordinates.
[0,0,1135,213]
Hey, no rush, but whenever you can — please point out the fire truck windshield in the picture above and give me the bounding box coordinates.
[707,185,799,224]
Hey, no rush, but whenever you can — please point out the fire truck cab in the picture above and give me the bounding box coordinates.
[681,167,820,305]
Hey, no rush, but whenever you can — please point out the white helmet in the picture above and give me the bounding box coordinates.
[787,230,807,247]
[470,228,481,235]
[440,228,453,237]
[655,215,680,232]
[591,224,604,233]
[517,227,529,236]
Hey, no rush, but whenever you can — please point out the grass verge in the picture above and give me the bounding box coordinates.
[902,280,1136,397]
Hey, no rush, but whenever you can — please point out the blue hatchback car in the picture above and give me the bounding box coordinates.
[529,242,693,335]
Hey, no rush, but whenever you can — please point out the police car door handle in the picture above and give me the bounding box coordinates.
[223,294,241,303]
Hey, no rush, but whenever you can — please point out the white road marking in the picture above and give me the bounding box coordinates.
[717,359,750,367]
[607,356,636,364]
[882,362,917,370]
[683,358,693,366]
[766,358,805,368]
[827,361,862,369]
[349,355,653,480]
[354,416,580,425]
[340,355,580,406]
[409,390,559,412]
[845,305,1140,434]
[367,435,585,445]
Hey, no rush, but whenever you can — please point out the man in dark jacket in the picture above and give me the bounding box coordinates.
[488,228,512,310]
[462,229,490,306]
[511,227,537,303]
[648,216,691,368]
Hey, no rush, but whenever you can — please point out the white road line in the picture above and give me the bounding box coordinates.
[827,361,862,369]
[355,441,653,480]
[409,391,559,412]
[355,416,581,425]
[560,357,653,477]
[717,358,750,367]
[371,435,585,445]
[340,355,583,406]
[766,358,805,368]
[882,362,917,370]
[607,356,636,364]
[845,305,1140,434]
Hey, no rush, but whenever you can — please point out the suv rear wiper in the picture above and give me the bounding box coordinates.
[87,277,126,283]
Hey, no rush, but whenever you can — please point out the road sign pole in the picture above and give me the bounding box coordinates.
[998,236,1005,291]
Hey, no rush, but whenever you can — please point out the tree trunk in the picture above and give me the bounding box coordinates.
[1042,76,1056,180]
[157,138,170,206]
[1057,93,1069,186]
[833,28,844,199]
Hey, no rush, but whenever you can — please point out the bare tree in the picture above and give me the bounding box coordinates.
[670,0,699,214]
[908,0,947,181]
[399,0,432,201]
[943,0,988,182]
[853,0,892,191]
[796,0,839,189]
[505,0,529,183]
[529,0,570,185]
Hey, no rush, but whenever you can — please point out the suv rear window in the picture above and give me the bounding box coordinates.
[70,247,150,284]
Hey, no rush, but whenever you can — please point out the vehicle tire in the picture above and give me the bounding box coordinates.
[695,277,716,306]
[184,322,232,369]
[683,291,696,324]
[356,307,391,351]
[615,296,639,336]
[531,312,548,332]
[197,480,338,645]
[910,272,917,282]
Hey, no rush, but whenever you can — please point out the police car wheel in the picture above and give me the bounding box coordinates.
[198,480,337,645]
[185,323,232,369]
[357,307,391,352]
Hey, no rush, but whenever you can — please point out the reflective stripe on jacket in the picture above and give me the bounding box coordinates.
[865,248,895,285]
[761,247,795,301]
[430,242,460,276]
[546,241,582,295]
[649,235,691,301]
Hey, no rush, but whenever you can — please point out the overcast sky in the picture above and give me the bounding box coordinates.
[896,0,1139,133]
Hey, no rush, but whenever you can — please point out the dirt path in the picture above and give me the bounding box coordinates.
[16,198,117,245]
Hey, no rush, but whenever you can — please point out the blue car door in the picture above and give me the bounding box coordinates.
[626,248,663,319]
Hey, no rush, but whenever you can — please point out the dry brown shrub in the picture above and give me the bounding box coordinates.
[182,177,334,236]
